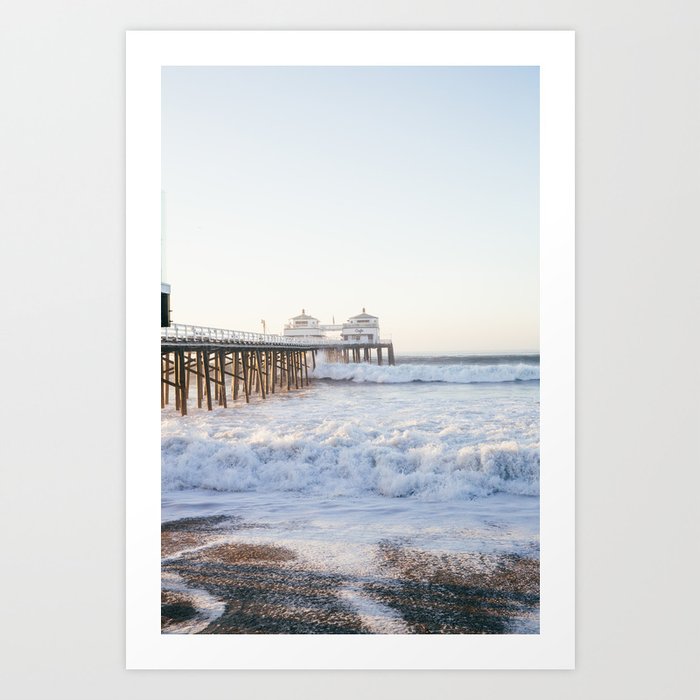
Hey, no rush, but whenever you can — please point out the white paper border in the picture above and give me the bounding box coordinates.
[126,30,575,669]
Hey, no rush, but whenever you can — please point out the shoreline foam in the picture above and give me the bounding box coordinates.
[161,514,539,635]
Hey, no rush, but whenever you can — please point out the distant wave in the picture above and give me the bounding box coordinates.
[397,354,539,366]
[310,362,539,384]
[162,433,539,499]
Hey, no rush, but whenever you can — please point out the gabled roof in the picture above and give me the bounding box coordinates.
[348,308,378,320]
[291,308,318,321]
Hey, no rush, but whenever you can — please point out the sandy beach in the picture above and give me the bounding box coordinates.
[161,514,539,635]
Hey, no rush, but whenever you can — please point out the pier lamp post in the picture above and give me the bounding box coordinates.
[261,319,266,336]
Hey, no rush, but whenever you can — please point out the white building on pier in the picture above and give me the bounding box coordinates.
[340,308,380,343]
[283,309,326,340]
[283,308,381,343]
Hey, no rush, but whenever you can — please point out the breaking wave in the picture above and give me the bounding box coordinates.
[162,432,539,499]
[311,362,539,384]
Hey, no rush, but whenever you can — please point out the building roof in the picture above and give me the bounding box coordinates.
[348,307,378,320]
[290,309,318,321]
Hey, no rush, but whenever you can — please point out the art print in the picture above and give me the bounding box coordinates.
[126,30,574,669]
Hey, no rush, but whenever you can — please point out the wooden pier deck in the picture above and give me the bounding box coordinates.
[162,324,395,415]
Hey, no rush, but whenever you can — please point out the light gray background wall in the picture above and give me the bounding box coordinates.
[1,2,698,698]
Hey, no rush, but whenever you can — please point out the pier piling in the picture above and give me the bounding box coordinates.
[161,326,395,414]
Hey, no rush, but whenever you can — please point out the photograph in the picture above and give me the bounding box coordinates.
[159,64,542,636]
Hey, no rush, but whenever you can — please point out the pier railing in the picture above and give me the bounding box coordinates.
[161,324,306,346]
[162,323,392,347]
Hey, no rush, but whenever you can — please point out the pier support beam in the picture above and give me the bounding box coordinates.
[163,337,401,414]
[177,349,187,416]
[241,351,250,403]
[218,350,227,407]
[271,350,277,393]
[232,351,239,400]
[203,350,213,410]
[161,355,166,408]
[196,351,203,407]
[293,351,300,389]
[255,350,266,399]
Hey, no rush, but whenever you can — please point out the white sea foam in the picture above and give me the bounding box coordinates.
[161,571,226,634]
[162,489,541,557]
[339,585,410,634]
[311,361,539,384]
[162,433,538,499]
[162,369,540,499]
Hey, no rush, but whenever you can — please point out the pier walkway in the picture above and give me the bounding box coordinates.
[161,324,395,415]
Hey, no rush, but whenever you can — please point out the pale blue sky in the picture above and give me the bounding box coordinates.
[162,66,539,352]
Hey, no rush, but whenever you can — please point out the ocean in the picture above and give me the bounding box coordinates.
[161,353,540,634]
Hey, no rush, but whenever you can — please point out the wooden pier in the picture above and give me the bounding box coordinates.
[162,324,395,415]
[322,343,395,366]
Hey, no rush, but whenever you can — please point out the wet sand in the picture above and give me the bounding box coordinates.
[162,515,539,634]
